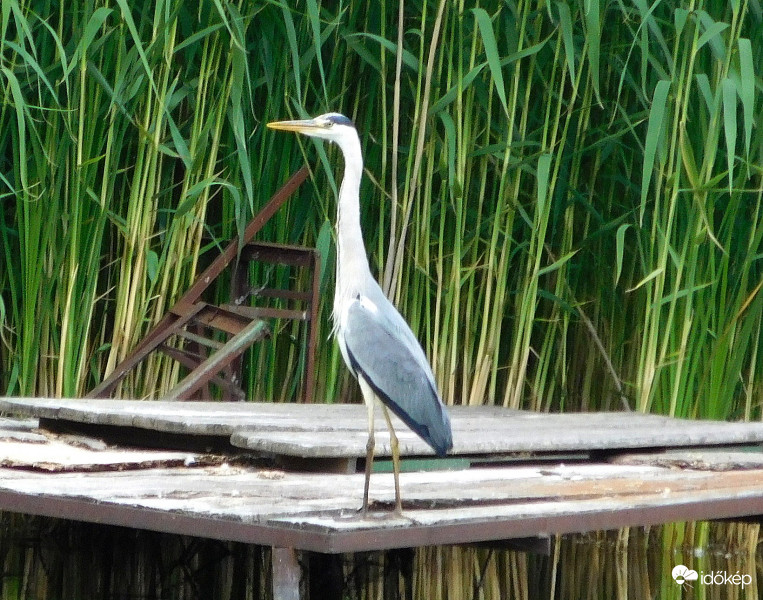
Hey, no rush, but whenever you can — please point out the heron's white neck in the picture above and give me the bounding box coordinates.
[333,133,371,327]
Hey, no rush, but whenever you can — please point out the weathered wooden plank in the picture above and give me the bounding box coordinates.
[272,548,300,600]
[4,399,763,460]
[0,458,762,553]
[0,425,213,472]
[0,417,39,432]
[232,429,441,458]
[0,441,211,472]
[611,449,763,471]
[0,459,759,512]
[0,398,373,436]
[0,418,46,443]
[232,408,763,457]
[0,462,728,513]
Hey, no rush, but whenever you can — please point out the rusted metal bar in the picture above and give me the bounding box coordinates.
[249,289,313,302]
[189,307,253,337]
[162,320,269,401]
[304,249,320,404]
[227,247,252,397]
[157,346,246,400]
[87,303,207,398]
[242,242,315,267]
[187,318,211,400]
[174,329,225,350]
[223,304,308,322]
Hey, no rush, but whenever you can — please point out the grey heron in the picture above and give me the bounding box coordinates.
[267,112,453,513]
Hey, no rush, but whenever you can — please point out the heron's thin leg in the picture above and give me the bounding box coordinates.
[359,379,375,514]
[382,406,402,514]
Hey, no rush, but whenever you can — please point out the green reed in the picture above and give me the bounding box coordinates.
[2,1,760,418]
[1,4,762,597]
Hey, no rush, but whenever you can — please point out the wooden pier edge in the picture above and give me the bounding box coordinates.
[0,484,761,554]
[1,484,762,599]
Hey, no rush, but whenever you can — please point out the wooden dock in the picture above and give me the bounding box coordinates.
[1,398,763,598]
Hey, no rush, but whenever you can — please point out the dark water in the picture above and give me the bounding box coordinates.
[1,514,758,599]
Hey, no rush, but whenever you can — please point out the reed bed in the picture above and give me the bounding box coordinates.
[1,0,762,598]
[1,0,761,416]
[1,514,759,600]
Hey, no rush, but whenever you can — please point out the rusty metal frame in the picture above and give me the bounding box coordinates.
[228,241,320,404]
[88,166,318,402]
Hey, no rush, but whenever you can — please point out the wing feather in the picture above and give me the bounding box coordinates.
[342,295,452,456]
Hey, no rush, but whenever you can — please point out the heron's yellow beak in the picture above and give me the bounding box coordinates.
[267,118,324,133]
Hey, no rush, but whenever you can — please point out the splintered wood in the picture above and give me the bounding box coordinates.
[0,418,217,472]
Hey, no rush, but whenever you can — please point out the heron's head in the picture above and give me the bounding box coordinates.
[267,112,357,146]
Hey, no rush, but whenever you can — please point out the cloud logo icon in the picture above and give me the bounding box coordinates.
[672,565,699,586]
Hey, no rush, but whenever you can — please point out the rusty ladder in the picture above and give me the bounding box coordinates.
[88,167,318,402]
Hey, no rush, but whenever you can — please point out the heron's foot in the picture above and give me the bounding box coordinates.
[349,499,410,521]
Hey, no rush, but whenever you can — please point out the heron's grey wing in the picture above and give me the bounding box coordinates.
[343,294,453,456]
